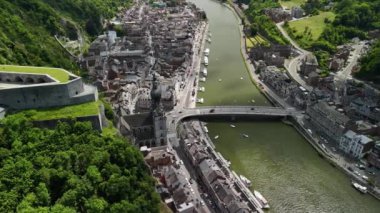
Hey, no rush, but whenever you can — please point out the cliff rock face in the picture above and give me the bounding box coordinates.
[0,0,130,70]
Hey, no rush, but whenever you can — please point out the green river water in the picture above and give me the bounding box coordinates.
[190,0,380,212]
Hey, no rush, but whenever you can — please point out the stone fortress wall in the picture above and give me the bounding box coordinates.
[0,71,98,110]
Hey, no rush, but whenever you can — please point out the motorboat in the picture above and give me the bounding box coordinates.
[239,175,252,187]
[218,79,222,82]
[352,181,367,193]
[254,190,270,209]
[204,48,210,56]
[240,77,244,80]
[204,126,209,133]
[242,134,249,138]
[214,135,219,139]
[196,98,204,104]
[198,87,205,92]
[230,124,236,128]
[200,77,206,82]
[207,38,211,43]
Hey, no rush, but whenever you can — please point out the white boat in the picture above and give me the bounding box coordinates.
[198,87,205,92]
[197,98,204,104]
[200,77,206,82]
[207,38,211,43]
[218,79,222,82]
[352,181,367,193]
[204,126,209,133]
[239,175,252,187]
[251,99,255,103]
[214,135,219,139]
[204,48,210,56]
[204,56,208,66]
[230,124,236,128]
[242,134,249,138]
[254,190,270,209]
[202,68,208,76]
[240,77,244,80]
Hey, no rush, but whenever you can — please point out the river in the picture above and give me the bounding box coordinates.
[189,0,380,212]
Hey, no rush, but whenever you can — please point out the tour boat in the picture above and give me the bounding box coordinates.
[214,135,219,139]
[230,124,236,128]
[352,181,367,193]
[254,190,270,209]
[239,175,252,188]
[242,134,249,138]
[204,48,210,56]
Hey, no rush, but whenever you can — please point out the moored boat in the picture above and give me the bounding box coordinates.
[254,190,270,209]
[230,124,236,128]
[204,56,209,66]
[204,48,210,56]
[239,175,252,187]
[214,135,219,139]
[352,181,367,193]
[242,134,249,138]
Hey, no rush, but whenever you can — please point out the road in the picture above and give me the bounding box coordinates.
[335,42,365,81]
[276,22,313,91]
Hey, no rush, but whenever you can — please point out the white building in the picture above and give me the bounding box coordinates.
[339,130,374,158]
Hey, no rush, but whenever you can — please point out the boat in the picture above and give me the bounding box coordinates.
[251,99,255,103]
[202,68,208,76]
[239,175,252,187]
[218,79,222,82]
[240,77,244,80]
[254,190,270,209]
[207,38,211,43]
[198,87,205,92]
[204,48,210,56]
[352,181,367,193]
[200,77,206,82]
[204,56,209,66]
[196,98,204,104]
[214,135,219,139]
[230,124,236,128]
[242,134,249,138]
[204,126,209,133]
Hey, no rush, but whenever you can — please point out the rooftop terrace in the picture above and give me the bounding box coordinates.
[0,65,72,83]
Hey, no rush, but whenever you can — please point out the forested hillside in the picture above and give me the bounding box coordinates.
[0,0,130,71]
[0,115,159,212]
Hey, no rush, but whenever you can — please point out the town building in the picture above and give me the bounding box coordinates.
[291,6,304,19]
[305,101,351,143]
[368,143,380,169]
[339,130,374,158]
[299,53,318,76]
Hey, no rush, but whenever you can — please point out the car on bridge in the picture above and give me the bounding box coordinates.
[209,109,215,113]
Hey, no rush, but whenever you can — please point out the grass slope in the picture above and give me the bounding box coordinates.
[0,65,71,82]
[19,101,100,120]
[288,11,336,40]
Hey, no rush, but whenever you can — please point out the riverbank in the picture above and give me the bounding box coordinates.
[226,1,380,201]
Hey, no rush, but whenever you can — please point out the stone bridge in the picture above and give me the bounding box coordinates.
[166,105,301,135]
